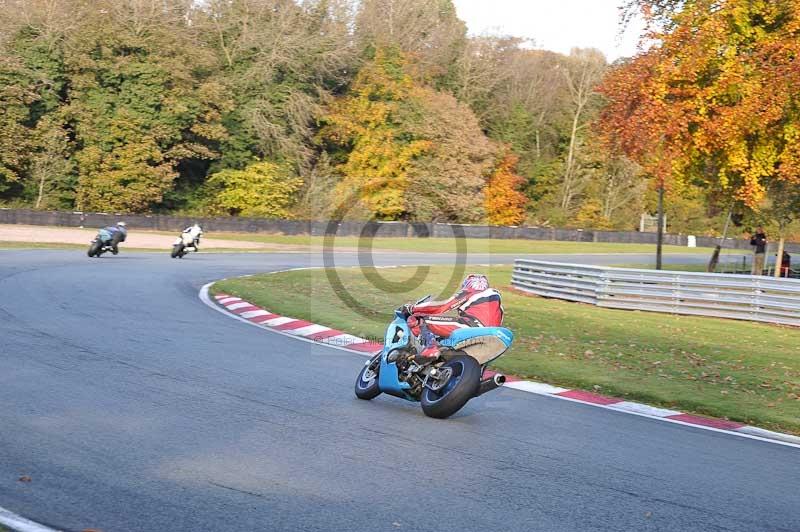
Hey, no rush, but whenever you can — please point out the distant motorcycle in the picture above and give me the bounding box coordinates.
[87,229,118,258]
[171,226,202,259]
[354,295,514,419]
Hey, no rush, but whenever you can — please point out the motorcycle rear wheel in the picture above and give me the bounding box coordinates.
[354,354,382,400]
[420,353,480,419]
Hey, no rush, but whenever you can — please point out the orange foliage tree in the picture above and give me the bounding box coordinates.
[484,152,528,226]
[599,0,800,209]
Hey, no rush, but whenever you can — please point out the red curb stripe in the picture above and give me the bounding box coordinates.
[249,313,278,322]
[307,329,345,341]
[231,305,261,314]
[273,320,314,331]
[252,314,280,324]
[557,390,623,405]
[666,414,745,431]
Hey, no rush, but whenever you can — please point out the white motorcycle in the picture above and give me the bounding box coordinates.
[171,231,200,259]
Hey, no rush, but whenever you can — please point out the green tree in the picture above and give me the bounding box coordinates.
[205,161,302,217]
[63,0,228,212]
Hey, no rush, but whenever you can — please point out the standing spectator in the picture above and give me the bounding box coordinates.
[750,227,767,275]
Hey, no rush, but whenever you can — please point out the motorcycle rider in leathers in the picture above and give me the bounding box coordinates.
[403,274,504,364]
[182,223,203,250]
[102,221,127,254]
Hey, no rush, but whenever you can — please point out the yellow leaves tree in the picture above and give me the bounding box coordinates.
[484,152,528,226]
[205,160,302,218]
[601,0,800,209]
[322,47,498,222]
[322,48,430,220]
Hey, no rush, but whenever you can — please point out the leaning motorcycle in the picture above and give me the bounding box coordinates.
[354,296,513,419]
[171,232,199,259]
[87,229,118,258]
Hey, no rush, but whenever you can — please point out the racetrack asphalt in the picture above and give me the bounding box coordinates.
[0,249,798,532]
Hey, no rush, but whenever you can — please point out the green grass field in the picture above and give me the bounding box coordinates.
[215,264,800,435]
[207,232,713,255]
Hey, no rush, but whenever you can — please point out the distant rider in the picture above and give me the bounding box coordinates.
[182,223,203,250]
[403,274,504,364]
[103,221,127,254]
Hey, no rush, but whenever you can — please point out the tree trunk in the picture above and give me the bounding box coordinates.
[656,182,664,270]
[35,172,46,209]
[775,236,786,278]
[560,108,581,211]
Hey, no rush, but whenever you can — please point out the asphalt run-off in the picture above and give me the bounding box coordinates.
[1,250,798,532]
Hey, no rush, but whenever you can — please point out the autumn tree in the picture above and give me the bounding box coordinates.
[321,48,497,222]
[355,0,466,86]
[600,0,800,213]
[205,160,302,217]
[321,48,431,220]
[485,152,528,226]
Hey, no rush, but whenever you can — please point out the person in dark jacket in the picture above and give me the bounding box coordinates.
[781,250,791,278]
[750,227,767,275]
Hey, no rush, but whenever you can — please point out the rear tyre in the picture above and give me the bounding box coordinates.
[171,243,184,258]
[420,353,480,419]
[354,354,382,400]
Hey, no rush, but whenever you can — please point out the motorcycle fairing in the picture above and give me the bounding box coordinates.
[439,327,514,365]
[378,312,414,399]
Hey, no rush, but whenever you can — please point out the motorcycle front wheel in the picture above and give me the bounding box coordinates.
[354,354,382,400]
[171,243,184,258]
[88,241,102,257]
[420,353,480,419]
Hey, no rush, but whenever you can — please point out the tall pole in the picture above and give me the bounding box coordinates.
[656,181,664,270]
[707,206,733,272]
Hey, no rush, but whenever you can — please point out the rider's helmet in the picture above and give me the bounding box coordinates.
[116,221,126,227]
[461,274,489,292]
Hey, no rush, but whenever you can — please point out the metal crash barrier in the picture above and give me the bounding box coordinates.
[512,259,800,327]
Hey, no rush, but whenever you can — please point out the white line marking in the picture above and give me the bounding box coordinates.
[239,310,271,319]
[287,324,331,337]
[0,506,61,532]
[736,426,800,446]
[261,316,296,327]
[504,381,569,395]
[607,401,682,418]
[225,302,253,311]
[217,297,242,304]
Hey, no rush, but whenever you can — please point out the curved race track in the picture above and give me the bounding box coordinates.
[0,250,798,532]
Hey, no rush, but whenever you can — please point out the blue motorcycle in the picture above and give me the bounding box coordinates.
[87,229,117,257]
[354,296,514,418]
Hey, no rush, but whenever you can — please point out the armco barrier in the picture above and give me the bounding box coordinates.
[512,259,800,326]
[1,207,798,252]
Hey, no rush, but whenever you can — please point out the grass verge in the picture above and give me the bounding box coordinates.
[215,264,800,435]
[207,232,713,255]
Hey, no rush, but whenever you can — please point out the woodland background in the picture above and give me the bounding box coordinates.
[0,0,798,238]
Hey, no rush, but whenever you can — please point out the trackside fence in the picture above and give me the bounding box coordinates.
[512,259,800,327]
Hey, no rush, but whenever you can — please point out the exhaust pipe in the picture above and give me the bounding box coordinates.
[477,373,506,396]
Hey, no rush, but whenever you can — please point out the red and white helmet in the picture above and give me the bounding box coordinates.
[461,274,489,292]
